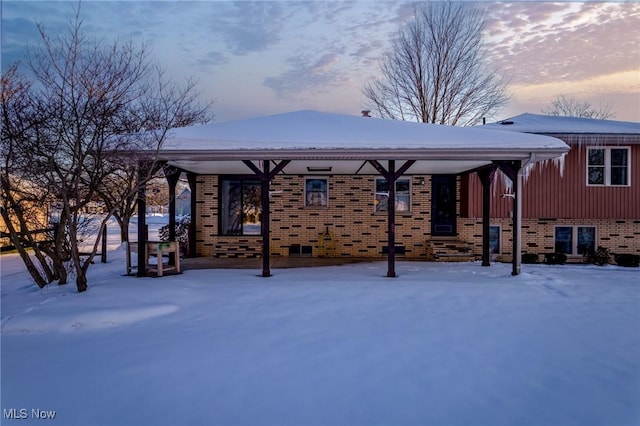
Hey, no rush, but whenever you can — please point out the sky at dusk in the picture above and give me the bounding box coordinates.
[2,1,639,123]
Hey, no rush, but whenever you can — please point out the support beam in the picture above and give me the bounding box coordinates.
[242,160,291,277]
[186,172,197,258]
[136,162,150,277]
[261,160,271,277]
[477,167,496,267]
[164,165,181,265]
[368,160,415,278]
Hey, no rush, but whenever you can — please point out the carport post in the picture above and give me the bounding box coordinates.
[387,160,396,277]
[186,172,197,258]
[368,159,415,278]
[136,161,149,277]
[243,160,291,277]
[164,165,181,265]
[261,160,271,277]
[477,167,496,267]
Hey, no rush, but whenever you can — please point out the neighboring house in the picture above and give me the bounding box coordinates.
[130,110,571,277]
[1,177,51,250]
[461,113,640,262]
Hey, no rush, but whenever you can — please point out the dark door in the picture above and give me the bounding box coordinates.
[431,175,457,236]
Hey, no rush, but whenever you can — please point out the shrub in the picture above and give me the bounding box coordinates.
[159,215,191,256]
[545,253,567,265]
[614,253,640,268]
[584,246,612,266]
[522,253,539,264]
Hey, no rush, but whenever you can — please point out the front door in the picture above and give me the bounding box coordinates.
[431,175,457,236]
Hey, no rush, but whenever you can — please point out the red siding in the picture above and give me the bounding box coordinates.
[464,144,640,219]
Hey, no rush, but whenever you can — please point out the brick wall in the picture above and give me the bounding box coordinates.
[195,175,436,258]
[194,174,639,260]
[459,217,640,262]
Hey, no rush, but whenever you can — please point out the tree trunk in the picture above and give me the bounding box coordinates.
[0,206,48,287]
[76,272,88,293]
[120,215,130,243]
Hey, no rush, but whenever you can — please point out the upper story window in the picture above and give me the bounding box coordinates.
[587,147,630,186]
[220,178,262,236]
[374,177,410,212]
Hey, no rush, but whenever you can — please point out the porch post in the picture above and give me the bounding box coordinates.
[261,160,272,277]
[387,160,396,277]
[164,166,181,265]
[136,162,149,277]
[242,160,290,277]
[368,160,415,278]
[186,172,197,258]
[477,167,495,267]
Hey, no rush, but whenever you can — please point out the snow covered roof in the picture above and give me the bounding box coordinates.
[148,110,570,175]
[483,113,640,135]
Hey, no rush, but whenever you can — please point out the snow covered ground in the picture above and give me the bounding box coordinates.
[1,222,639,425]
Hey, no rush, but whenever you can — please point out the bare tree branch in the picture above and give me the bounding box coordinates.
[1,6,213,292]
[363,2,510,126]
[542,95,615,119]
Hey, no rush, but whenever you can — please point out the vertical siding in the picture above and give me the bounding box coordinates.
[464,144,640,219]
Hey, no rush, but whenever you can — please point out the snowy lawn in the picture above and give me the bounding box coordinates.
[1,247,639,426]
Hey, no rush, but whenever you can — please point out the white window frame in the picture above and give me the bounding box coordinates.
[304,177,329,208]
[554,225,597,255]
[374,176,411,213]
[586,146,631,187]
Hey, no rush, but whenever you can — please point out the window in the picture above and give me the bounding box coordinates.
[489,225,500,254]
[220,179,262,235]
[374,178,410,212]
[587,147,630,186]
[555,226,596,255]
[305,177,328,207]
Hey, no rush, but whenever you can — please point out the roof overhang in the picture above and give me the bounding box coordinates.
[129,110,571,175]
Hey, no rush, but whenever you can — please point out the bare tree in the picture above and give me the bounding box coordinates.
[542,95,614,119]
[1,9,211,292]
[363,2,510,126]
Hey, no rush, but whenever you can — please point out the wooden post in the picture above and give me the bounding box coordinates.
[387,160,396,277]
[164,166,181,265]
[261,161,271,277]
[187,172,197,258]
[477,167,495,267]
[368,160,415,278]
[136,162,148,277]
[242,160,290,277]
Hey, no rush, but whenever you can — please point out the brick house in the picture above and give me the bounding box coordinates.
[464,113,640,263]
[133,110,570,277]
